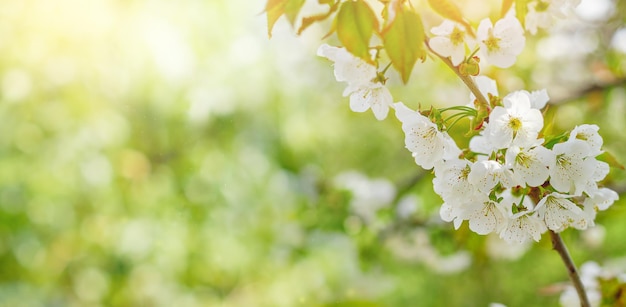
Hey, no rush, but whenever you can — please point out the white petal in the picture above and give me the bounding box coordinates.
[530,89,549,109]
[430,20,455,36]
[366,86,393,120]
[349,89,371,113]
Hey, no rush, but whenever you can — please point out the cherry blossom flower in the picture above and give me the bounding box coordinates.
[347,84,394,120]
[511,89,550,109]
[433,159,480,204]
[570,124,603,157]
[395,102,457,169]
[317,44,393,120]
[487,91,544,149]
[506,145,553,187]
[429,20,468,66]
[440,201,466,230]
[500,210,546,243]
[468,124,496,154]
[317,44,376,86]
[477,15,525,68]
[525,1,554,35]
[535,192,586,232]
[468,160,519,192]
[586,187,619,211]
[550,139,596,195]
[526,0,582,35]
[466,198,509,235]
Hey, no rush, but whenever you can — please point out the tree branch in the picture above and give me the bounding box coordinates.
[423,39,490,112]
[549,231,591,307]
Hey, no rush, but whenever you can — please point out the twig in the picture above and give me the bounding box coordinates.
[549,230,590,307]
[423,38,490,111]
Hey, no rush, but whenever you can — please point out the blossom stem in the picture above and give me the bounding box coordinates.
[424,38,490,121]
[549,230,590,307]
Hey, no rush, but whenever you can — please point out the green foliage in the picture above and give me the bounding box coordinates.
[298,1,340,35]
[515,0,530,28]
[0,0,624,306]
[381,5,426,83]
[265,0,306,37]
[336,0,379,64]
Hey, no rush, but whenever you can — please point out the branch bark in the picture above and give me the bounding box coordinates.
[549,231,590,307]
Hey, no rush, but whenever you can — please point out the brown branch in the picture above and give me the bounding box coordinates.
[423,38,490,112]
[550,78,626,105]
[549,231,591,307]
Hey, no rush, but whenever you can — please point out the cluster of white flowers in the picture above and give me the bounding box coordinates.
[525,0,582,35]
[316,1,617,245]
[396,76,618,244]
[429,14,526,68]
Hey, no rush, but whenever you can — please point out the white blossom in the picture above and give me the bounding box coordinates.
[317,44,394,120]
[468,160,519,192]
[487,91,544,149]
[317,44,376,86]
[535,192,586,232]
[550,139,595,195]
[466,198,509,235]
[586,187,619,211]
[569,124,603,157]
[527,0,582,35]
[477,15,526,68]
[525,1,553,35]
[528,89,550,109]
[440,201,466,230]
[506,145,553,187]
[468,125,496,154]
[550,0,582,18]
[500,211,546,243]
[429,20,468,66]
[395,102,454,170]
[347,84,394,120]
[433,159,480,204]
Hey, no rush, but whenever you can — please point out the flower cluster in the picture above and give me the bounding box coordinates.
[429,14,526,69]
[396,78,618,244]
[525,0,582,34]
[316,0,617,245]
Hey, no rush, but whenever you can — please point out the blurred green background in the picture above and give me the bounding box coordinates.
[0,0,625,306]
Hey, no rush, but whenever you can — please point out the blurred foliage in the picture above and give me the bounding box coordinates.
[0,0,625,306]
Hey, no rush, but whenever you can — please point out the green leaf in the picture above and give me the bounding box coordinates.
[543,132,568,149]
[515,0,529,28]
[597,151,625,170]
[297,1,339,35]
[382,6,426,83]
[284,0,305,26]
[265,0,305,38]
[501,0,515,17]
[336,0,379,64]
[265,0,288,38]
